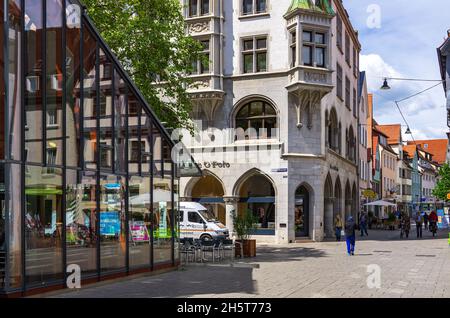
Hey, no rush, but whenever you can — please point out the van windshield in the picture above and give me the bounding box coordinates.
[198,210,218,222]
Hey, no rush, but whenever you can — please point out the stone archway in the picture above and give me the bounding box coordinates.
[334,177,342,221]
[294,184,314,238]
[345,181,352,219]
[352,183,358,220]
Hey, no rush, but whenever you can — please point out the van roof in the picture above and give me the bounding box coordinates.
[179,202,207,211]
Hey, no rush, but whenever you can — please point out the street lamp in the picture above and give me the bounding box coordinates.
[380,78,391,90]
[404,127,412,135]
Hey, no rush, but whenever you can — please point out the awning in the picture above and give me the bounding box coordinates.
[364,200,396,207]
[26,188,62,196]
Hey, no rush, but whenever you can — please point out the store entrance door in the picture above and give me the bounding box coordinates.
[295,186,310,238]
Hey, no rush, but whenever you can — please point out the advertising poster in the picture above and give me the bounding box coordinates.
[159,202,167,238]
[130,221,150,242]
[100,211,121,236]
[437,209,448,229]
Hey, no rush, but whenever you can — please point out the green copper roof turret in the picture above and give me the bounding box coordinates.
[287,0,335,15]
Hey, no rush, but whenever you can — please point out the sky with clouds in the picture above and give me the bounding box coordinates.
[343,0,448,141]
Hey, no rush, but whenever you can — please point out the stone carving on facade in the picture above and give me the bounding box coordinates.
[187,21,210,34]
[305,71,327,84]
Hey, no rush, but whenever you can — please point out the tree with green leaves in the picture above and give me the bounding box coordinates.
[83,0,203,131]
[432,163,450,201]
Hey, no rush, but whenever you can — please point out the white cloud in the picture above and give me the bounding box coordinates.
[360,54,402,93]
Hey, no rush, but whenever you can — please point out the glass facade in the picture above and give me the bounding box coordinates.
[0,0,200,294]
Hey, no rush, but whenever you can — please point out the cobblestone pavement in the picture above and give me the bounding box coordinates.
[50,228,450,298]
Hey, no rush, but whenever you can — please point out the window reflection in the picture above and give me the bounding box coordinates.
[114,70,127,173]
[129,176,151,268]
[25,166,63,285]
[99,49,113,170]
[100,174,126,272]
[66,170,97,276]
[153,177,173,265]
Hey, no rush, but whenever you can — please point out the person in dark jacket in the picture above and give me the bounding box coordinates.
[345,216,357,256]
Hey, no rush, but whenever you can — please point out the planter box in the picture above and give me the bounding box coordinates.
[235,239,256,258]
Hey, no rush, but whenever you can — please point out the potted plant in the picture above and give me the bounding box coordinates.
[232,209,258,258]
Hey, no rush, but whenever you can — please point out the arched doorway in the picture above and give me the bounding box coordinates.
[295,185,311,237]
[190,174,226,225]
[352,183,358,220]
[324,174,334,237]
[236,172,276,235]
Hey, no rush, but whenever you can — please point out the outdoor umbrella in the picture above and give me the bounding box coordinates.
[364,200,397,207]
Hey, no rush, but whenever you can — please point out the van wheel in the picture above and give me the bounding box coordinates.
[200,234,213,241]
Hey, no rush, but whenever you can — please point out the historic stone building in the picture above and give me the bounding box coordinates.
[179,0,361,243]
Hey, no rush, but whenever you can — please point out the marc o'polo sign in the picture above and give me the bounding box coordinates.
[198,161,231,169]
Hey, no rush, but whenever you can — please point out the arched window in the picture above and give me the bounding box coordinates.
[347,125,356,162]
[235,101,277,140]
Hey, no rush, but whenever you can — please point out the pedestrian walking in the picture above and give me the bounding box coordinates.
[400,213,410,239]
[345,216,357,256]
[334,214,343,242]
[415,211,423,238]
[359,212,368,237]
[423,212,429,230]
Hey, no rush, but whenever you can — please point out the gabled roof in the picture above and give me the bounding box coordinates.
[407,139,448,165]
[376,124,402,145]
[403,145,418,159]
[358,71,366,103]
[437,34,450,93]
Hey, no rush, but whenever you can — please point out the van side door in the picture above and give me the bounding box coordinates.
[187,211,206,238]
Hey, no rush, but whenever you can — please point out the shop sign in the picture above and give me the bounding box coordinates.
[100,211,121,236]
[130,221,150,242]
[198,161,231,169]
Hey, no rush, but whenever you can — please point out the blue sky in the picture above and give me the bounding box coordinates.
[343,0,448,140]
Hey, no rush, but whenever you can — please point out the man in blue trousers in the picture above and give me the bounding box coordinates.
[345,216,357,256]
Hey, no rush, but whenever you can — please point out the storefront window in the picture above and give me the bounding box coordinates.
[25,166,63,285]
[128,176,151,269]
[66,169,98,277]
[173,177,180,263]
[46,0,64,167]
[6,163,22,288]
[128,92,141,174]
[99,49,113,170]
[114,70,127,174]
[238,174,275,235]
[140,110,152,174]
[83,25,97,170]
[65,1,82,168]
[153,176,173,265]
[100,174,126,272]
[25,0,44,164]
[153,130,162,176]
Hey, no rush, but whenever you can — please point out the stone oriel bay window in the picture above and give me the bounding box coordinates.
[188,0,210,17]
[301,30,326,68]
[242,0,267,16]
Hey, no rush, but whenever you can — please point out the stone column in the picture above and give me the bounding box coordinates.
[223,196,239,238]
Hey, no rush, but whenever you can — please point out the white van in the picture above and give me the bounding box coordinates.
[179,202,229,240]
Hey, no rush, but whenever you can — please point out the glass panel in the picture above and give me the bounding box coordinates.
[140,110,152,174]
[315,33,325,44]
[189,0,197,17]
[316,47,325,67]
[200,53,210,74]
[128,92,140,174]
[243,54,253,73]
[265,103,276,116]
[173,177,179,263]
[66,0,82,168]
[82,26,97,170]
[243,40,253,51]
[163,139,172,177]
[128,175,151,268]
[66,169,97,277]
[235,119,248,132]
[249,102,263,116]
[25,166,63,285]
[5,163,23,288]
[302,46,312,65]
[114,70,127,174]
[7,0,22,161]
[302,31,312,43]
[256,38,266,49]
[236,104,248,118]
[153,176,173,265]
[256,0,266,13]
[153,129,162,176]
[0,1,3,161]
[201,0,209,15]
[100,174,126,272]
[99,49,113,170]
[46,0,63,167]
[256,53,266,72]
[242,0,253,15]
[25,0,44,164]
